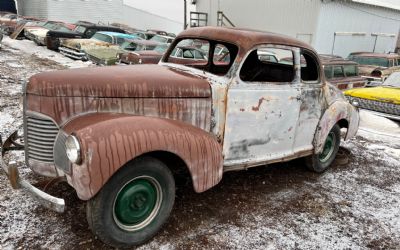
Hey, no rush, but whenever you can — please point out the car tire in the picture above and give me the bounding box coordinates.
[86,156,175,248]
[306,124,341,173]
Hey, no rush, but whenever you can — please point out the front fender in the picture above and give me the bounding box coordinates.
[313,100,359,154]
[58,113,223,200]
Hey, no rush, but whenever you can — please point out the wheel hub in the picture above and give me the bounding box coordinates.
[319,132,335,163]
[113,176,162,231]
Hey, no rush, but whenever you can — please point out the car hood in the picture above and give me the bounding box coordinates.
[344,86,400,104]
[61,38,112,50]
[27,64,211,98]
[86,46,122,58]
[30,28,48,37]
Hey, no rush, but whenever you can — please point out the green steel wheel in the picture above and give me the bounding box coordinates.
[87,156,175,248]
[306,124,341,173]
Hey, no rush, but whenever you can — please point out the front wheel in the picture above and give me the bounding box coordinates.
[86,156,175,248]
[306,124,341,173]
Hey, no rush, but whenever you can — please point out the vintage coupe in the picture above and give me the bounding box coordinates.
[1,27,359,248]
[348,52,400,86]
[345,71,400,120]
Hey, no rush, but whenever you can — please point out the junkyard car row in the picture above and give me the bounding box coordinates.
[0,11,399,249]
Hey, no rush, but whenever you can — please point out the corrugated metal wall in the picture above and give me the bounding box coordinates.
[16,0,183,33]
[122,6,183,34]
[196,0,321,45]
[17,0,48,18]
[46,0,124,24]
[315,1,400,57]
[195,0,400,57]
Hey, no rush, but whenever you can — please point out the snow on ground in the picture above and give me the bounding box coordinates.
[0,37,400,249]
[2,36,93,69]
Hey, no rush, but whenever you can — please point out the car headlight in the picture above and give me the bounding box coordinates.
[138,58,142,64]
[65,135,81,164]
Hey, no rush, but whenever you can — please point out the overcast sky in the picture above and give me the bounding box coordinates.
[123,0,196,23]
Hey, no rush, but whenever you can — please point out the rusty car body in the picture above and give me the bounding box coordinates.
[348,52,400,86]
[59,31,140,60]
[86,39,167,66]
[320,55,367,90]
[117,44,208,65]
[1,27,359,248]
[46,23,126,51]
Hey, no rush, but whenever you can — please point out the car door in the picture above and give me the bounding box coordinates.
[223,45,302,168]
[292,50,324,153]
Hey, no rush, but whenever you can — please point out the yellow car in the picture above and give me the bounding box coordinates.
[344,72,400,121]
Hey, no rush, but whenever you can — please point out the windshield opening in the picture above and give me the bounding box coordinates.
[349,56,389,68]
[164,38,238,76]
[74,25,87,34]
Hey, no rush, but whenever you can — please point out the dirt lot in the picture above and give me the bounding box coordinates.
[0,39,399,249]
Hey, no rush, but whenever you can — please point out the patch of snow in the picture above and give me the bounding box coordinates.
[2,36,92,69]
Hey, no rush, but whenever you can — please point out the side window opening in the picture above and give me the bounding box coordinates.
[324,66,333,79]
[343,65,357,77]
[333,66,345,78]
[240,48,294,82]
[301,51,319,82]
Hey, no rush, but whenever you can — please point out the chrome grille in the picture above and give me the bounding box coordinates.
[348,96,400,116]
[26,115,59,163]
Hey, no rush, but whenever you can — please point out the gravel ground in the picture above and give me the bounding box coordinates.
[0,38,399,250]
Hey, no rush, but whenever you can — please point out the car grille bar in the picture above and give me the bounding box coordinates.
[348,96,399,116]
[26,114,59,163]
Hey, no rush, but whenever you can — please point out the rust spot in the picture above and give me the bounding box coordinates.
[239,108,245,112]
[252,97,268,111]
[288,126,293,132]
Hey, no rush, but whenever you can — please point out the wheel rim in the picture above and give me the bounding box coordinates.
[319,132,336,163]
[113,176,162,231]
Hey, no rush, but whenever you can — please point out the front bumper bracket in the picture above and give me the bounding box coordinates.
[0,131,65,213]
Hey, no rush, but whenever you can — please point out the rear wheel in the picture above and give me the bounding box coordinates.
[87,156,175,248]
[306,124,341,173]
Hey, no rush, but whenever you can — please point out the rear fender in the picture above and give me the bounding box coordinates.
[313,100,359,154]
[60,114,223,200]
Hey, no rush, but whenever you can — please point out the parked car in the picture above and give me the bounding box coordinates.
[9,20,46,39]
[46,23,126,51]
[24,21,68,42]
[149,34,175,44]
[59,31,140,60]
[147,29,168,36]
[117,43,169,64]
[1,26,359,248]
[86,39,157,65]
[321,54,367,90]
[30,23,75,46]
[0,13,17,34]
[347,52,400,86]
[345,71,400,120]
[117,44,207,65]
[132,30,157,40]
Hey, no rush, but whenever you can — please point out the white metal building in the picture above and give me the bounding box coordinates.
[16,0,184,34]
[194,0,400,57]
